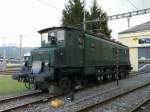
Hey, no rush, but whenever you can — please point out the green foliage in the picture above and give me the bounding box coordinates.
[0,75,27,95]
[87,0,111,37]
[62,0,85,28]
[62,0,112,38]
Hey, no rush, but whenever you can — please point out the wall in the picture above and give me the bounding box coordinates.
[129,48,138,71]
[118,30,150,71]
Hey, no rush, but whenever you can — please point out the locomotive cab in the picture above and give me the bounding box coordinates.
[30,27,68,92]
[31,27,85,93]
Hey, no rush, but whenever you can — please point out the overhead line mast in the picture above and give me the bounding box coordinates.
[83,3,86,31]
[108,8,150,20]
[85,8,150,23]
[83,8,150,29]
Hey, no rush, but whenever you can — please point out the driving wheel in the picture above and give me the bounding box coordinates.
[59,77,71,91]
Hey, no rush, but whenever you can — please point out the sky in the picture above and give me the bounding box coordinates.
[0,0,150,47]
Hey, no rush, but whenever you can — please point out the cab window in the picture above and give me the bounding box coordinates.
[57,30,65,42]
[41,33,48,44]
[41,30,65,46]
[50,32,54,37]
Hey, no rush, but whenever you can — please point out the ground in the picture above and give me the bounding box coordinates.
[0,75,27,96]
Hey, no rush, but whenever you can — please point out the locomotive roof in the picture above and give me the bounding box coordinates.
[38,26,128,48]
[38,26,81,33]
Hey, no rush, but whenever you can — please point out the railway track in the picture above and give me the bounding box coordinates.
[0,89,67,112]
[0,91,52,112]
[129,71,150,77]
[0,90,42,103]
[0,71,149,112]
[131,99,150,112]
[77,83,150,112]
[60,73,150,112]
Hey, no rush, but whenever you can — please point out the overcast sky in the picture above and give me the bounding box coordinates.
[0,0,150,47]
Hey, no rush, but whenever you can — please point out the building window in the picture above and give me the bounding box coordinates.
[139,38,150,44]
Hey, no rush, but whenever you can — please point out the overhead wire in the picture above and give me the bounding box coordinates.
[126,0,138,10]
[125,0,139,28]
[37,0,62,13]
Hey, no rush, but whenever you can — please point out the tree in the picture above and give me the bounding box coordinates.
[62,0,111,38]
[87,0,111,37]
[62,0,85,28]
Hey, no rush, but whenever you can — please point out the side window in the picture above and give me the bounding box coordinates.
[50,32,54,37]
[125,49,127,54]
[90,41,96,52]
[57,30,64,42]
[91,43,96,48]
[78,36,84,45]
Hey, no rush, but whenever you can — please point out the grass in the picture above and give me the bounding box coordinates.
[0,75,27,96]
[7,63,21,68]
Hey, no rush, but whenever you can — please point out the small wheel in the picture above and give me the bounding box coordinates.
[100,75,104,80]
[109,74,112,80]
[97,76,103,84]
[119,72,123,79]
[123,72,128,78]
[74,76,82,86]
[116,74,119,80]
[121,72,124,79]
[59,77,71,91]
[107,74,111,80]
[103,75,108,81]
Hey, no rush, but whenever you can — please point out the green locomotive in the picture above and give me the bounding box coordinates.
[14,27,131,93]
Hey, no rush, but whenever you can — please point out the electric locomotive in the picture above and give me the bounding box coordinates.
[13,27,131,93]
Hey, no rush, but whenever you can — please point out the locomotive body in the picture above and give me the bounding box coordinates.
[15,27,131,93]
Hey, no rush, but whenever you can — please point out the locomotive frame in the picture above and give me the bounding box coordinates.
[14,27,131,93]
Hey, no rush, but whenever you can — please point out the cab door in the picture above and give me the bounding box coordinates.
[66,30,85,67]
[77,34,85,66]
